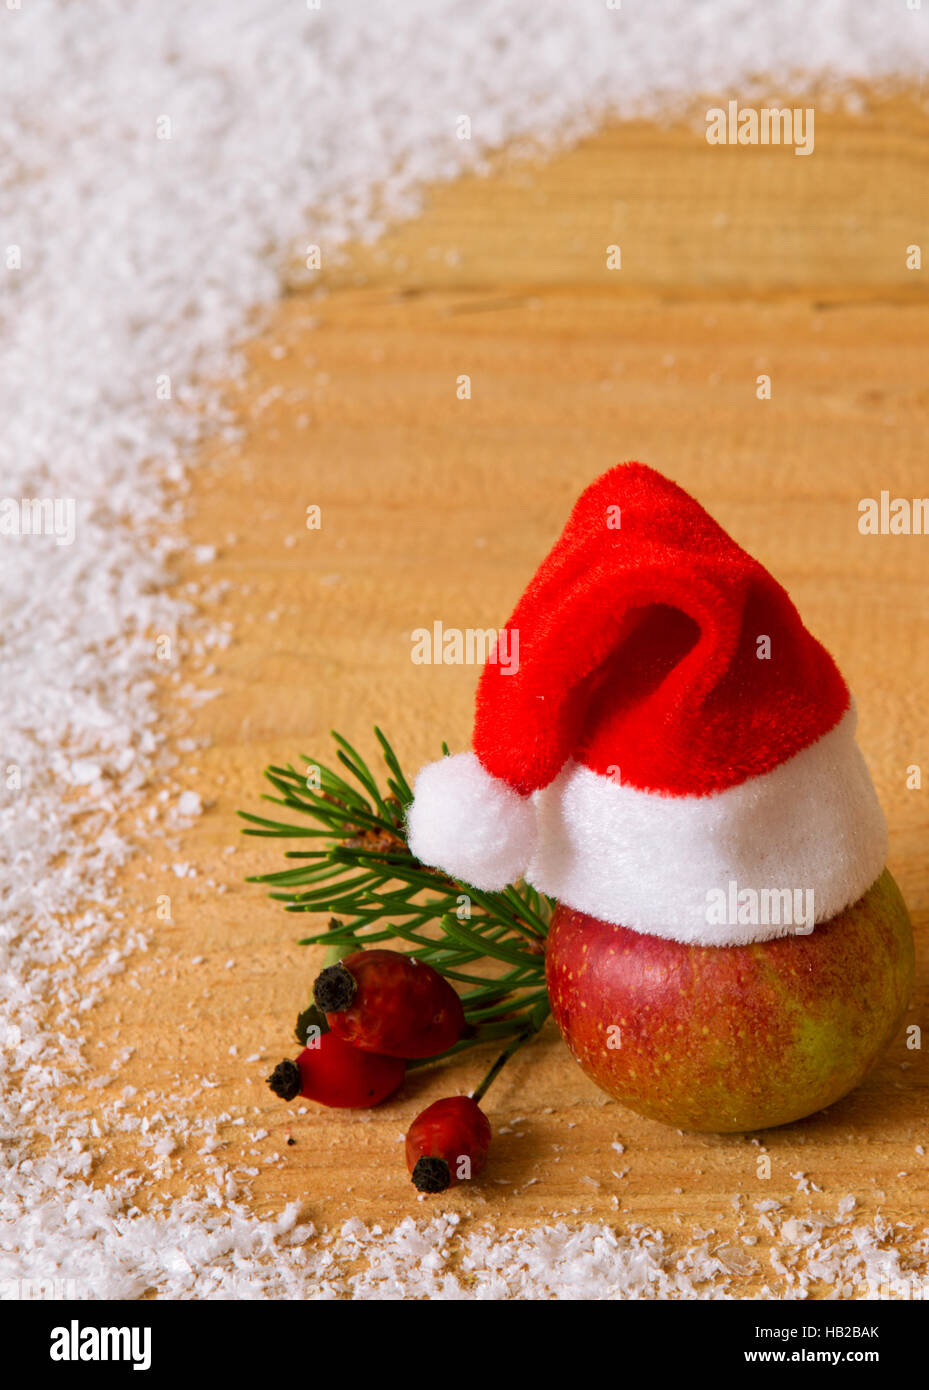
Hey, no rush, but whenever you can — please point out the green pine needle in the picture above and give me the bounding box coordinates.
[239,728,552,1069]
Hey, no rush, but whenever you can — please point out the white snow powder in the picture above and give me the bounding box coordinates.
[1,0,925,1298]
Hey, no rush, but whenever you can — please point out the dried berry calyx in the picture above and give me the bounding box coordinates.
[266,1058,302,1101]
[411,1156,451,1193]
[313,962,357,1014]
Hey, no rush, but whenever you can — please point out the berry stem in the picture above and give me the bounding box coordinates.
[471,1003,550,1104]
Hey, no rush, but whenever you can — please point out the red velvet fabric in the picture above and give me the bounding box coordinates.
[473,463,849,797]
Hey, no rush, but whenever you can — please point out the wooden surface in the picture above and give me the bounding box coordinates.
[74,95,929,1296]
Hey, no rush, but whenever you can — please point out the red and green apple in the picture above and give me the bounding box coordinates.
[545,869,914,1132]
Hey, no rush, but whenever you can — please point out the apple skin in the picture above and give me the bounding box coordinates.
[545,870,914,1132]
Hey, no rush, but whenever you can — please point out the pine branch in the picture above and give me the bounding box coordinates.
[240,729,553,1061]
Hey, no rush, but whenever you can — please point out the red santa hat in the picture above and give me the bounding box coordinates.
[407,463,887,947]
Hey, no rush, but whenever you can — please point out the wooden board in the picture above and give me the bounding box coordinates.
[72,94,929,1296]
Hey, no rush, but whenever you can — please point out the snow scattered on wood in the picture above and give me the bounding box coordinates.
[1,0,924,1295]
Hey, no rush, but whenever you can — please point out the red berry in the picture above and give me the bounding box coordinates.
[266,1034,405,1109]
[405,1096,492,1193]
[313,949,465,1059]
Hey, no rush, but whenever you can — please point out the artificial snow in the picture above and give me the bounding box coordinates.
[2,1195,924,1300]
[1,0,926,1298]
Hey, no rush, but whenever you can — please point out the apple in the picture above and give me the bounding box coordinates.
[545,869,914,1132]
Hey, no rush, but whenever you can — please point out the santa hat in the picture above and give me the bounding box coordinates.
[407,463,887,948]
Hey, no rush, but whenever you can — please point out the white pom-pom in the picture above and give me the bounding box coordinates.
[407,752,537,890]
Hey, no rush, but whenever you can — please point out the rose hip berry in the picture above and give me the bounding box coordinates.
[266,1033,405,1109]
[313,949,465,1059]
[405,1096,492,1193]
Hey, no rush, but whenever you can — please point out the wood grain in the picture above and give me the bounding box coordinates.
[70,95,929,1297]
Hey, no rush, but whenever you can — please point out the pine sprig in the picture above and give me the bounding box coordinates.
[239,728,552,1069]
